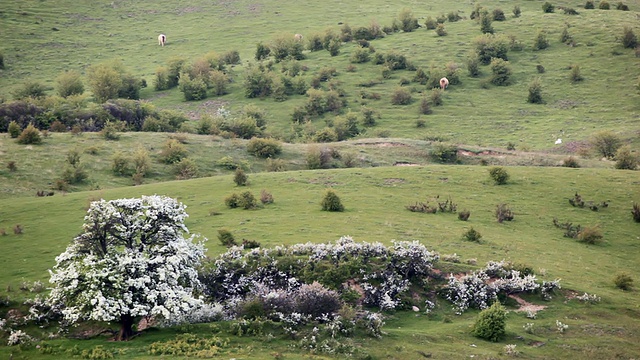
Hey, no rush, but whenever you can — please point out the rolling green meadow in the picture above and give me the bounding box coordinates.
[0,0,640,359]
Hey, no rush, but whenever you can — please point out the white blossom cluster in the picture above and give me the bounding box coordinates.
[576,292,601,304]
[7,329,33,346]
[47,195,207,328]
[541,279,562,300]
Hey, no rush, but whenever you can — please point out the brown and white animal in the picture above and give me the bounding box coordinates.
[294,33,303,41]
[158,34,166,47]
[439,77,449,90]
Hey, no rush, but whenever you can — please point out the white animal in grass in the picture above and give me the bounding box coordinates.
[158,34,166,46]
[439,77,449,90]
[294,33,303,41]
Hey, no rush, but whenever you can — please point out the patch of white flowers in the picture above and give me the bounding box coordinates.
[7,329,33,346]
[556,320,569,333]
[576,292,601,304]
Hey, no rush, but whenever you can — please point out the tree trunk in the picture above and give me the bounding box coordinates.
[116,314,134,341]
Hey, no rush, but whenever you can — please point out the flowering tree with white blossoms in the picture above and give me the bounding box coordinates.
[47,195,206,341]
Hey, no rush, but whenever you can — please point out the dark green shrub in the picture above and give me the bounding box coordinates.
[340,23,353,42]
[570,65,584,83]
[321,189,344,212]
[246,137,282,158]
[614,273,633,290]
[160,139,188,164]
[492,9,506,21]
[513,5,521,17]
[447,11,462,22]
[225,193,241,208]
[218,228,237,247]
[562,156,581,168]
[255,42,271,60]
[17,124,42,144]
[13,81,47,100]
[495,203,514,222]
[8,121,21,138]
[436,24,447,36]
[534,31,550,50]
[424,17,437,30]
[473,302,506,342]
[622,27,637,49]
[313,127,338,143]
[243,65,273,98]
[0,52,4,69]
[221,117,260,139]
[463,227,482,242]
[178,74,208,101]
[398,8,419,32]
[632,203,640,222]
[391,87,412,105]
[327,39,341,56]
[489,58,512,86]
[474,35,509,64]
[458,210,471,221]
[430,143,458,163]
[154,66,171,91]
[528,78,544,104]
[56,71,84,98]
[599,1,610,9]
[480,13,494,34]
[419,97,432,115]
[616,2,629,10]
[234,168,248,186]
[542,2,555,13]
[240,191,257,209]
[590,130,621,159]
[384,52,408,70]
[489,167,509,184]
[350,48,370,63]
[61,164,88,185]
[585,1,595,8]
[361,106,378,126]
[537,64,546,73]
[470,4,484,19]
[564,7,579,15]
[467,55,481,77]
[306,146,333,169]
[560,27,573,44]
[222,50,240,65]
[614,145,638,170]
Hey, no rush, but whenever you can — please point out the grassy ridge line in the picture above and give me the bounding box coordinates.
[0,165,637,300]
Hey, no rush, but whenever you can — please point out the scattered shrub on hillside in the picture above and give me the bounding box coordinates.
[12,81,47,100]
[590,130,621,159]
[616,2,629,10]
[585,1,595,8]
[234,168,248,186]
[424,17,437,30]
[174,158,198,180]
[111,152,131,176]
[224,193,241,208]
[475,35,509,64]
[631,203,640,222]
[492,8,506,21]
[0,52,4,69]
[622,27,637,49]
[430,143,458,163]
[240,191,258,209]
[17,124,42,144]
[428,89,443,106]
[480,13,494,34]
[178,74,208,101]
[542,2,555,13]
[56,71,84,98]
[243,65,273,98]
[436,24,447,37]
[513,5,521,17]
[419,97,432,115]
[489,167,509,184]
[470,4,484,20]
[536,64,546,74]
[327,39,341,57]
[218,228,237,247]
[577,225,603,244]
[154,66,171,91]
[398,8,419,32]
[391,87,412,105]
[160,139,188,164]
[614,145,638,170]
[473,302,506,342]
[463,227,483,242]
[458,210,471,221]
[490,58,512,86]
[350,47,371,64]
[599,1,610,9]
[266,158,286,172]
[255,41,271,61]
[527,78,544,104]
[560,27,573,44]
[467,55,481,77]
[7,161,17,172]
[260,189,274,204]
[361,106,378,126]
[87,60,142,103]
[306,146,333,169]
[246,138,282,158]
[321,189,344,212]
[534,31,550,50]
[495,204,514,223]
[562,156,581,168]
[447,11,462,22]
[614,273,633,290]
[8,121,21,138]
[100,121,123,140]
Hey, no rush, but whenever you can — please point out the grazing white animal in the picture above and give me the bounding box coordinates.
[294,33,303,41]
[412,306,420,312]
[158,34,166,47]
[555,138,562,145]
[439,77,449,90]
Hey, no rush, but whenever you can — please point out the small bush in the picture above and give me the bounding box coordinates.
[542,2,555,13]
[560,27,573,44]
[463,227,482,242]
[294,282,342,317]
[496,203,514,223]
[218,228,237,247]
[599,1,610,9]
[260,189,274,204]
[564,7,579,15]
[562,156,581,168]
[174,158,198,180]
[534,31,550,50]
[61,165,88,185]
[492,9,506,21]
[234,168,248,186]
[246,137,282,158]
[419,97,432,115]
[17,124,42,144]
[590,130,621,159]
[7,161,17,172]
[616,2,629,10]
[160,139,188,164]
[56,71,84,98]
[240,191,258,209]
[430,143,458,163]
[513,5,521,17]
[577,225,603,244]
[350,47,371,64]
[480,14,494,34]
[614,273,633,290]
[489,58,512,86]
[100,121,123,140]
[570,65,584,83]
[435,24,447,36]
[428,89,443,106]
[489,167,509,184]
[424,17,437,30]
[527,78,544,104]
[622,27,637,49]
[111,152,131,176]
[266,158,286,172]
[224,193,241,208]
[13,81,47,100]
[14,224,24,235]
[8,121,21,138]
[391,87,412,105]
[614,145,638,170]
[536,64,545,73]
[585,1,595,9]
[473,302,507,342]
[321,189,344,212]
[631,203,640,222]
[458,210,471,221]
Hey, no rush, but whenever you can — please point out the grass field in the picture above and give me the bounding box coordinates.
[1,0,639,359]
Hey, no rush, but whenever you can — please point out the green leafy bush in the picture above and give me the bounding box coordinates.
[490,58,512,86]
[542,2,555,13]
[13,81,47,100]
[160,139,188,164]
[56,71,84,98]
[430,143,458,163]
[218,228,237,247]
[234,168,248,186]
[391,87,412,105]
[632,203,640,222]
[424,17,437,29]
[495,203,514,223]
[614,145,638,170]
[585,1,595,9]
[590,130,621,159]
[100,121,123,140]
[513,5,521,17]
[527,78,544,104]
[622,27,637,49]
[321,189,344,212]
[534,31,550,50]
[240,191,258,209]
[8,121,21,138]
[492,8,506,21]
[599,1,610,9]
[17,124,42,144]
[178,74,208,101]
[473,302,506,342]
[463,227,482,242]
[436,24,447,36]
[614,273,633,290]
[173,158,198,179]
[562,156,580,168]
[111,152,131,176]
[489,167,509,184]
[616,2,629,10]
[224,193,241,208]
[475,35,509,64]
[577,225,603,244]
[246,137,282,158]
[480,13,494,34]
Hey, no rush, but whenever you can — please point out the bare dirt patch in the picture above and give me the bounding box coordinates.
[356,142,408,147]
[509,294,547,314]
